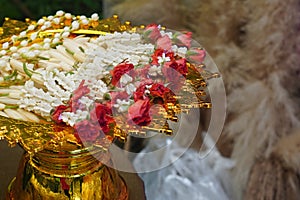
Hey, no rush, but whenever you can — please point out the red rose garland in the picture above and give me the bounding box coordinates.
[51,23,207,145]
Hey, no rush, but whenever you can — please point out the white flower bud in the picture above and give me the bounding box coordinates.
[43,38,51,43]
[71,21,80,30]
[52,38,60,44]
[11,35,18,43]
[91,13,99,21]
[44,21,51,28]
[37,19,45,25]
[20,31,27,37]
[56,10,64,17]
[10,46,18,52]
[30,32,38,40]
[65,13,72,19]
[81,19,89,25]
[0,50,6,55]
[79,15,87,20]
[47,15,54,20]
[43,43,50,49]
[27,25,35,31]
[54,33,61,38]
[53,18,60,24]
[2,42,9,49]
[20,40,28,47]
[63,27,70,32]
[62,32,70,38]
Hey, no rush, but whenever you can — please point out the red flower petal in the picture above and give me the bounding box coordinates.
[144,24,162,42]
[187,48,206,64]
[128,99,151,126]
[156,35,172,51]
[110,62,134,86]
[175,32,192,48]
[51,105,69,124]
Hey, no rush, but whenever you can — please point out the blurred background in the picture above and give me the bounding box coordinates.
[0,0,103,24]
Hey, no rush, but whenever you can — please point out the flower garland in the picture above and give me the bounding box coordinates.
[0,11,212,148]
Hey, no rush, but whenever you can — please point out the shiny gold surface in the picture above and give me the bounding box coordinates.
[0,115,77,154]
[6,151,128,200]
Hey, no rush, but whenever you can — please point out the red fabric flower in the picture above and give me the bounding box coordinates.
[69,80,90,111]
[144,24,162,42]
[186,48,206,64]
[174,58,188,76]
[163,58,188,78]
[156,35,172,51]
[74,120,101,143]
[149,83,177,104]
[175,32,192,48]
[134,79,154,101]
[110,62,134,86]
[110,91,129,104]
[90,103,115,134]
[71,80,90,102]
[162,59,187,91]
[135,64,150,78]
[128,99,151,126]
[51,105,69,124]
[151,49,174,65]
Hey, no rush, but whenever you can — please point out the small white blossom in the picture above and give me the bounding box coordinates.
[0,60,7,68]
[114,99,131,112]
[37,19,45,25]
[12,53,20,58]
[158,53,171,64]
[71,21,80,30]
[64,13,71,19]
[44,21,51,28]
[43,38,51,43]
[125,83,136,95]
[2,42,9,49]
[20,40,28,47]
[10,46,18,52]
[56,10,64,17]
[43,43,50,49]
[25,52,36,59]
[148,65,162,76]
[11,35,18,43]
[53,18,60,24]
[27,25,35,31]
[80,15,87,20]
[61,32,70,38]
[63,27,70,32]
[0,50,7,55]
[81,19,89,25]
[91,13,99,21]
[54,33,61,38]
[47,15,54,20]
[20,31,27,37]
[120,73,133,85]
[31,43,41,49]
[40,25,47,31]
[52,38,60,44]
[30,32,38,40]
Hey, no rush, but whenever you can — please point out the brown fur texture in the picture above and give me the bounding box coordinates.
[103,0,300,199]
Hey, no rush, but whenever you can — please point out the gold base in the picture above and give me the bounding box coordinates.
[6,153,128,200]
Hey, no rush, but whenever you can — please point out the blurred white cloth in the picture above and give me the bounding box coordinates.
[133,134,234,200]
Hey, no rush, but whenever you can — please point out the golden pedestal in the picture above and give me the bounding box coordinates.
[6,146,128,200]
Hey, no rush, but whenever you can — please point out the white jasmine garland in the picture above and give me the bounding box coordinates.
[0,12,205,130]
